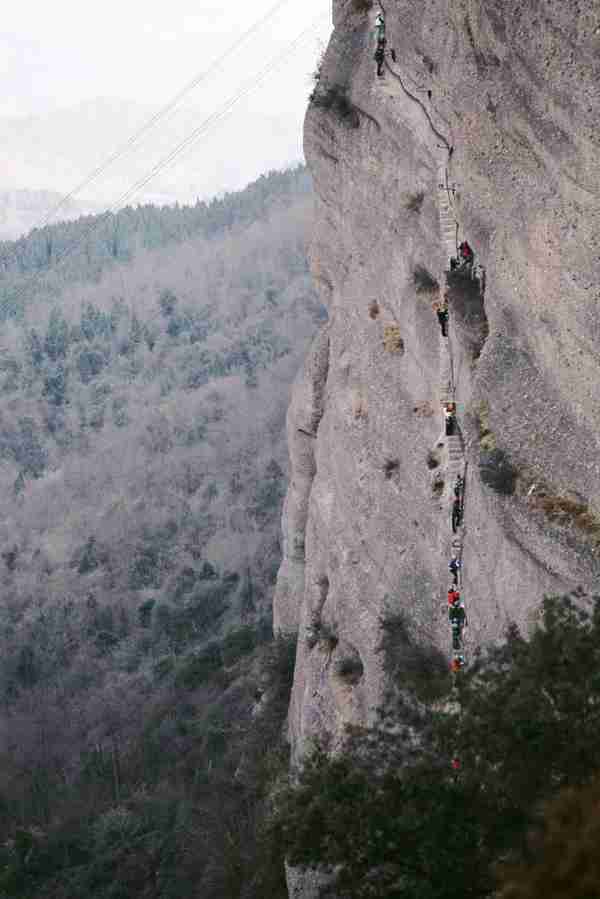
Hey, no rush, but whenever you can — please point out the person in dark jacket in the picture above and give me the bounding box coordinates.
[449,601,466,630]
[374,41,386,76]
[454,474,464,500]
[444,403,456,435]
[452,497,462,533]
[449,557,461,585]
[458,240,474,270]
[436,301,449,337]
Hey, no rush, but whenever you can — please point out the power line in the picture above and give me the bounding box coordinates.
[33,0,300,231]
[106,15,327,213]
[0,13,327,326]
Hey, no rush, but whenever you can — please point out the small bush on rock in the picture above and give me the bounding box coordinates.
[310,85,360,128]
[383,324,404,353]
[352,0,373,10]
[427,450,440,470]
[383,458,400,479]
[414,265,439,293]
[334,655,364,684]
[405,191,425,213]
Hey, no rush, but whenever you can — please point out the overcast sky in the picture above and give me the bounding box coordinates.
[0,0,332,207]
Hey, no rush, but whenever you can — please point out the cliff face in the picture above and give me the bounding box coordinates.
[275,0,600,807]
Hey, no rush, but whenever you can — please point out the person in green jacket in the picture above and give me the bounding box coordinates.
[449,601,466,650]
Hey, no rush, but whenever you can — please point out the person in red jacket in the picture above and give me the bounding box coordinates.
[450,653,465,672]
[448,587,460,606]
[458,240,474,270]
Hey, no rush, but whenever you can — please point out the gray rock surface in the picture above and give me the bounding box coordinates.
[275,3,599,890]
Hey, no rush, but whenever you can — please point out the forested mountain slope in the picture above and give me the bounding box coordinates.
[0,189,95,241]
[0,168,322,863]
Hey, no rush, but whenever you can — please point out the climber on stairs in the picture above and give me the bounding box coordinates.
[435,299,449,337]
[451,653,465,672]
[454,474,464,501]
[373,11,387,77]
[450,240,474,274]
[449,600,467,649]
[444,403,456,436]
[374,41,386,77]
[448,556,461,585]
[448,587,461,606]
[458,240,474,271]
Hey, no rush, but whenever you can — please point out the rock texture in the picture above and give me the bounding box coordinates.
[275,6,599,890]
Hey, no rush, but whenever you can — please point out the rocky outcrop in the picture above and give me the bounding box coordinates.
[275,324,330,634]
[275,2,600,873]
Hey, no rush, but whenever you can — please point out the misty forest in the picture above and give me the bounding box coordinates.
[0,167,321,898]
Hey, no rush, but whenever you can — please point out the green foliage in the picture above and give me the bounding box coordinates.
[405,191,425,213]
[0,633,297,899]
[174,643,222,689]
[44,309,70,361]
[71,536,103,574]
[0,417,48,477]
[0,167,321,896]
[380,611,449,703]
[497,776,600,899]
[158,288,178,317]
[0,167,312,318]
[413,265,439,293]
[269,594,600,899]
[310,85,360,127]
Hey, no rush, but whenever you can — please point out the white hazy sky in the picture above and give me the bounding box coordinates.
[0,0,332,115]
[0,0,332,206]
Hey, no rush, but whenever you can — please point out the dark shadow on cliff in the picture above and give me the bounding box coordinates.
[379,611,450,704]
[309,84,361,129]
[446,268,489,362]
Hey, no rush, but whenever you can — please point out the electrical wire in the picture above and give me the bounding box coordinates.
[0,12,327,332]
[32,0,301,231]
[106,15,327,213]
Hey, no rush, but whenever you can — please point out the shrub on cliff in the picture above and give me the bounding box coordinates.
[404,191,425,213]
[310,85,360,128]
[497,776,600,899]
[413,265,439,293]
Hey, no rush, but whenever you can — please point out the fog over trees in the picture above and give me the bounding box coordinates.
[0,165,321,898]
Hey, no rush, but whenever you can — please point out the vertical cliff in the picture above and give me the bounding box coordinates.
[275,0,600,854]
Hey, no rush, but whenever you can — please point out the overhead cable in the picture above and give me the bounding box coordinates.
[0,12,327,321]
[33,0,300,230]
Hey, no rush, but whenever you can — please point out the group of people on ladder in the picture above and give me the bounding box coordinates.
[448,474,466,672]
[372,7,472,672]
[434,273,468,672]
[370,6,473,771]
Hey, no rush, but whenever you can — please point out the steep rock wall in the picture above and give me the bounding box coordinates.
[275,0,600,802]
